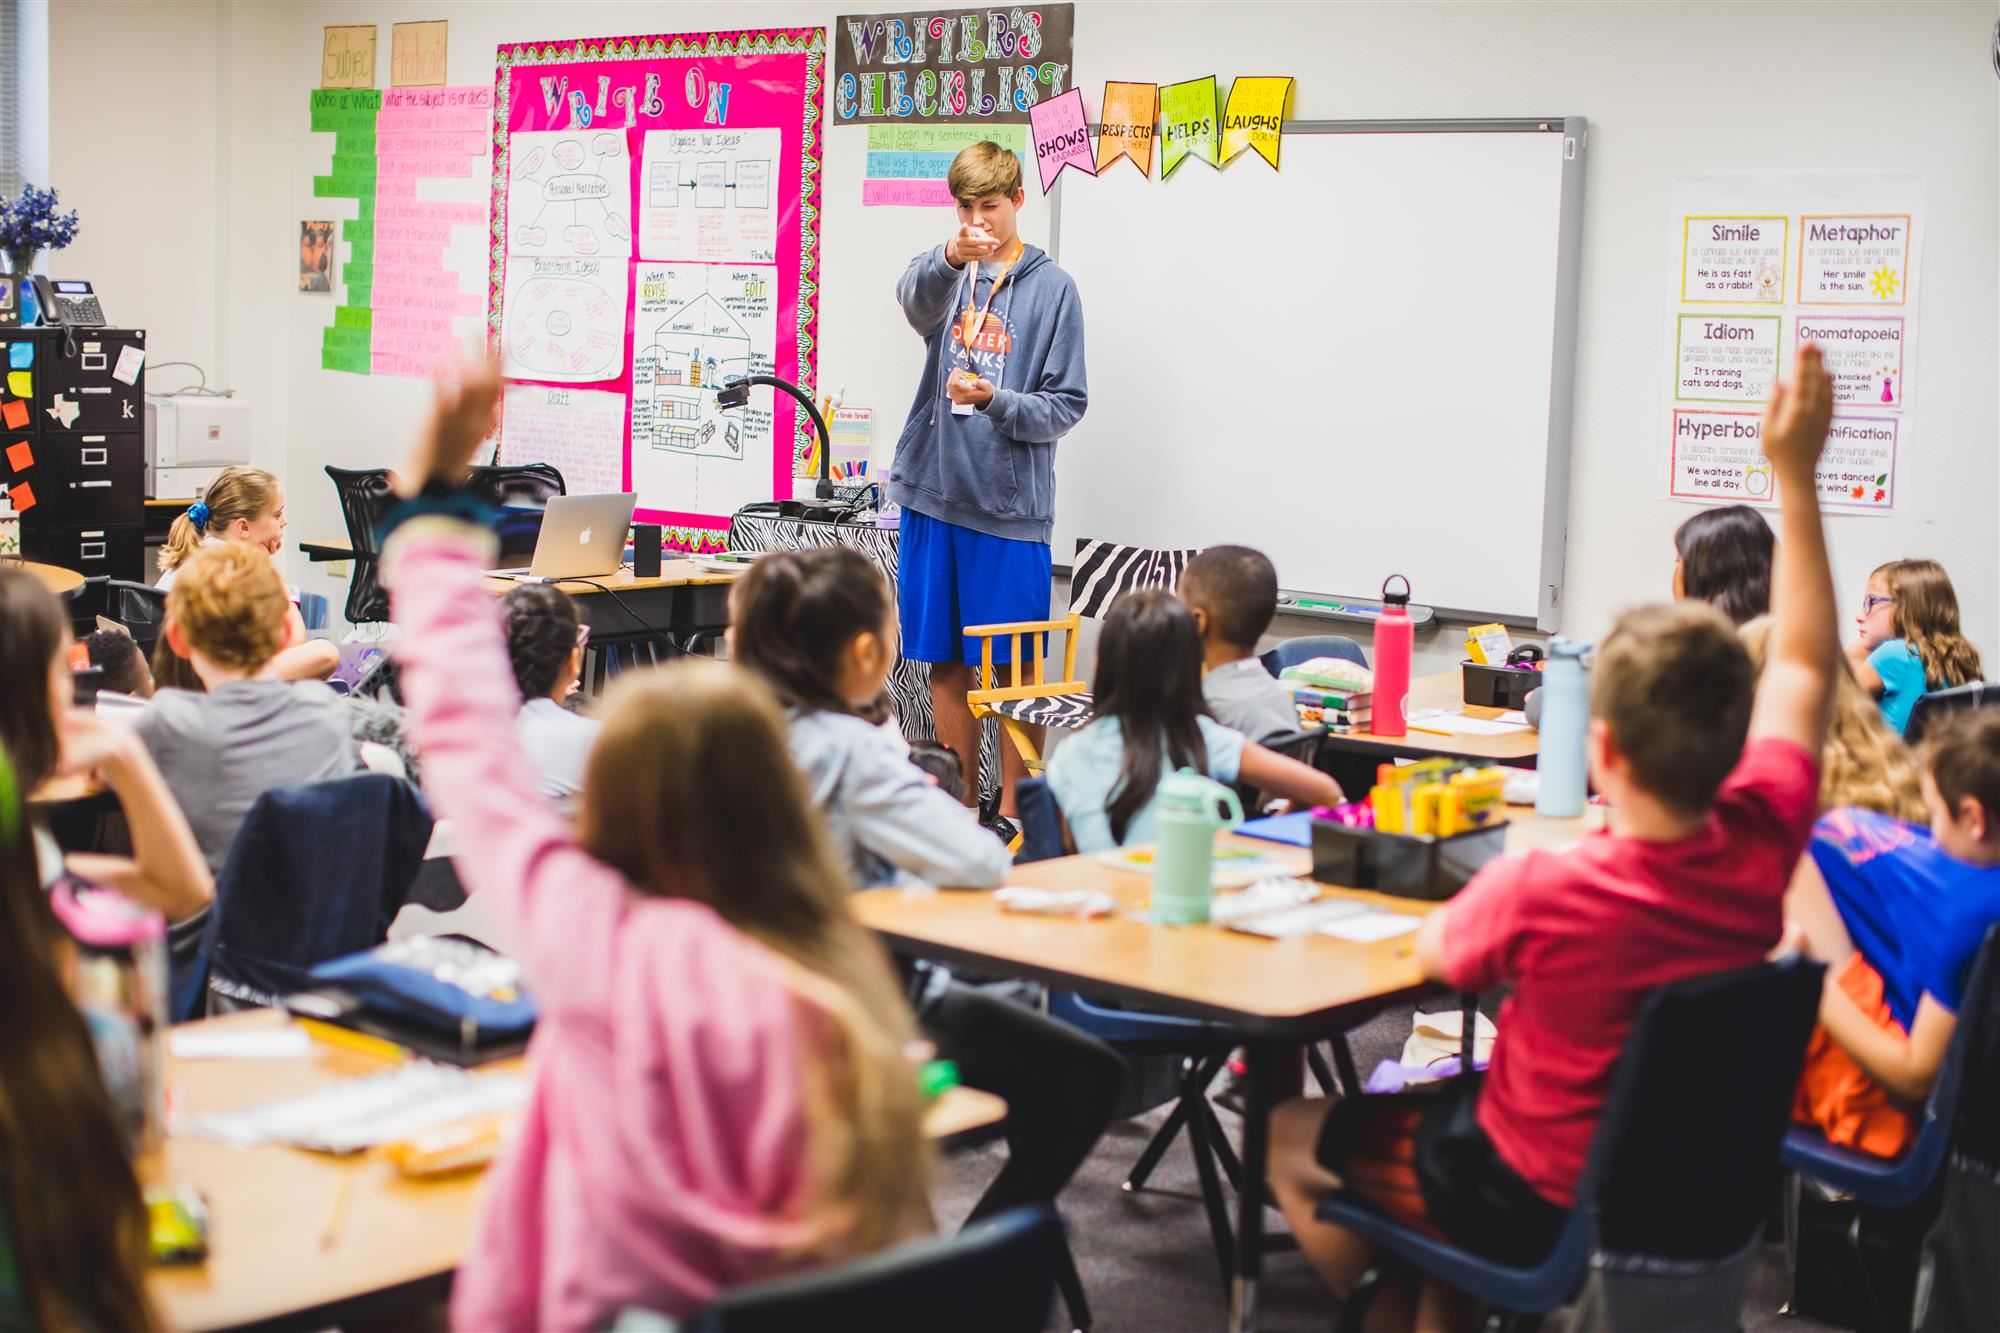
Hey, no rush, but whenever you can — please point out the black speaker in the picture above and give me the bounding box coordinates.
[633,523,662,578]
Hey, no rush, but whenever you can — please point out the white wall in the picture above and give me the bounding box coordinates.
[46,0,1999,669]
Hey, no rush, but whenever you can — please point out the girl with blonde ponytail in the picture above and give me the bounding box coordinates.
[154,467,338,682]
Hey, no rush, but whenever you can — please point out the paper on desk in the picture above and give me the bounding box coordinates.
[1410,708,1531,737]
[170,1023,313,1061]
[1319,910,1423,943]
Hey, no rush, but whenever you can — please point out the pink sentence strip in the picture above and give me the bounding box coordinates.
[374,200,486,225]
[862,178,953,207]
[373,264,479,292]
[383,85,493,109]
[375,243,446,266]
[379,156,476,178]
[375,220,468,244]
[377,132,490,156]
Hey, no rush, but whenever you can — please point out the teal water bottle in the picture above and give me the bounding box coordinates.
[1534,637,1590,818]
[1151,768,1245,925]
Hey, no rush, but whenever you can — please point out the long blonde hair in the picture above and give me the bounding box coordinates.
[1876,559,1983,691]
[576,660,932,1253]
[158,466,281,574]
[1741,616,1926,821]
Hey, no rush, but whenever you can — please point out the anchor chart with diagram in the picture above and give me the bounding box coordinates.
[639,129,781,264]
[629,263,778,518]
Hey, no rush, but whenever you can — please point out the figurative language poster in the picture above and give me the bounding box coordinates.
[1661,175,1922,515]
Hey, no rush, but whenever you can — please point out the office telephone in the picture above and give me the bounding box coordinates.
[31,276,107,328]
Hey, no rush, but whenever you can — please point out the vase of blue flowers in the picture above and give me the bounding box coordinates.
[0,183,82,278]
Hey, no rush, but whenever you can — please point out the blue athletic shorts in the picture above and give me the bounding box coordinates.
[898,509,1052,666]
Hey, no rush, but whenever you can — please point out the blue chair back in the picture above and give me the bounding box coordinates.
[297,591,330,632]
[1261,634,1369,678]
[1014,777,1067,863]
[682,1204,1062,1333]
[177,774,435,1019]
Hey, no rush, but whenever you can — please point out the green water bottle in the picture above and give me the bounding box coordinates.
[1151,768,1245,925]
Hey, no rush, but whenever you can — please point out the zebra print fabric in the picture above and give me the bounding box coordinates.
[1069,539,1203,619]
[991,692,1094,730]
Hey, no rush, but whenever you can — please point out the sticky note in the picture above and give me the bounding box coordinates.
[6,479,33,513]
[7,343,31,369]
[6,372,28,398]
[1,400,26,430]
[5,440,31,471]
[112,345,144,386]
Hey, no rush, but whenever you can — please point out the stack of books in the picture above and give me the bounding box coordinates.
[1279,657,1375,733]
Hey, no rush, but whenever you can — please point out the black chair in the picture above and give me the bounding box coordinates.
[1236,727,1322,813]
[324,465,398,625]
[465,461,566,508]
[68,574,111,633]
[678,1204,1062,1333]
[177,774,434,1019]
[106,578,168,660]
[1904,681,1996,746]
[1321,955,1825,1333]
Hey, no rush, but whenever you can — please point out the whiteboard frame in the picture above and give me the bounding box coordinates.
[1051,116,1589,631]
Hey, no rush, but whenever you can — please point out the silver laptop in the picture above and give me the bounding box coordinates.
[487,492,637,581]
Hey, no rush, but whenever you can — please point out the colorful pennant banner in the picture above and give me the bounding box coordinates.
[1095,81,1157,177]
[1220,76,1293,170]
[1158,76,1221,178]
[1028,87,1095,192]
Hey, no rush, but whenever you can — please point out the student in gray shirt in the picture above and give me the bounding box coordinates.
[1180,544,1304,741]
[134,544,357,882]
[502,582,601,806]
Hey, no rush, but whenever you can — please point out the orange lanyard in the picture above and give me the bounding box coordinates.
[957,240,1021,357]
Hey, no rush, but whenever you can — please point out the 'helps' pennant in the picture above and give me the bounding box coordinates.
[1220,76,1293,170]
[1158,76,1220,178]
[1095,82,1157,177]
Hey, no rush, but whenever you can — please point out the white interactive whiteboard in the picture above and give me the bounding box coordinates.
[1051,119,1587,628]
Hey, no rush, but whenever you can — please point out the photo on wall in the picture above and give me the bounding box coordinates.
[299,220,333,293]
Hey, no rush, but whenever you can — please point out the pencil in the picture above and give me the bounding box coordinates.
[320,1170,354,1249]
[297,1017,407,1064]
[1406,725,1453,737]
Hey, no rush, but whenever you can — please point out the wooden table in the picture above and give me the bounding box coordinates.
[1318,669,1541,767]
[853,809,1592,1333]
[6,556,85,599]
[148,1010,1004,1331]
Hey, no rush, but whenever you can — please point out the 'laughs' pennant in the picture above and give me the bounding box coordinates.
[1095,82,1157,177]
[1028,87,1095,192]
[1220,76,1292,169]
[1158,77,1220,178]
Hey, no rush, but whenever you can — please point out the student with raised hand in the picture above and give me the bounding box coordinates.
[1848,557,1985,735]
[135,543,357,882]
[1268,345,1840,1331]
[1048,589,1342,853]
[0,567,212,923]
[731,545,1126,1229]
[156,465,339,683]
[1785,709,2000,1157]
[502,581,599,805]
[1671,502,1775,625]
[0,743,159,1333]
[382,364,932,1329]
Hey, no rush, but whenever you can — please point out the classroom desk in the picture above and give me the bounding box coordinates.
[1317,669,1541,767]
[5,556,86,600]
[148,1010,1004,1332]
[852,808,1592,1333]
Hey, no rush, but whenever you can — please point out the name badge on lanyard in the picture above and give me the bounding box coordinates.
[950,252,1014,415]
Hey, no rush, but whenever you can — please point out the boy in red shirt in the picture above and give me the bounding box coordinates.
[1270,345,1842,1331]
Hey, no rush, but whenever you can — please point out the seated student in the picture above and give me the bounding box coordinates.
[0,747,159,1333]
[85,626,153,699]
[1672,502,1775,625]
[1741,615,1927,823]
[0,568,212,920]
[731,546,1126,1228]
[381,365,932,1327]
[156,466,339,682]
[1179,544,1300,740]
[1048,589,1342,853]
[502,581,599,805]
[1785,708,2000,1157]
[134,543,357,886]
[1849,557,1984,736]
[1267,345,1840,1330]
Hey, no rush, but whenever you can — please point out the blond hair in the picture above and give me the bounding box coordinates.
[577,661,931,1254]
[160,466,281,574]
[948,141,1022,203]
[1741,616,1925,822]
[1592,600,1754,813]
[1875,559,1983,691]
[164,543,290,672]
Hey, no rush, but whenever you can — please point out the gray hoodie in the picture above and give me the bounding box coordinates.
[787,708,1010,890]
[889,243,1087,543]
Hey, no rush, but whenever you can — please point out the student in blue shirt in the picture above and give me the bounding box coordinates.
[1785,708,2000,1155]
[1047,590,1341,852]
[1848,558,1983,735]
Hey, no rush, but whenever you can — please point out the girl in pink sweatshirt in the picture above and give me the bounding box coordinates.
[382,368,932,1331]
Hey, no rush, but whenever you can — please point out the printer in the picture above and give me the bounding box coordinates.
[146,394,253,497]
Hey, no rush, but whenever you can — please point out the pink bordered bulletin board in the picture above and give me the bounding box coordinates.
[491,29,824,550]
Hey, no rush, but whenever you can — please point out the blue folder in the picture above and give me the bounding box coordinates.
[1237,811,1313,847]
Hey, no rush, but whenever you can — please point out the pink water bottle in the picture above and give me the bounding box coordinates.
[1371,574,1413,737]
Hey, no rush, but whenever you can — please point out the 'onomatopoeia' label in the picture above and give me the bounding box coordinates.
[1796,316,1905,407]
